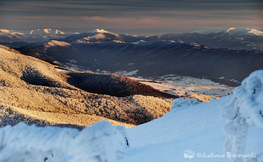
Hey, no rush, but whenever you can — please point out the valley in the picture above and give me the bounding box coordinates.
[0,27,262,162]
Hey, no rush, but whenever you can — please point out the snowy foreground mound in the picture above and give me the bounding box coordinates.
[0,121,128,162]
[0,71,262,162]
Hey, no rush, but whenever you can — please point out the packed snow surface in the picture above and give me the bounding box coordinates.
[122,70,263,162]
[0,71,262,162]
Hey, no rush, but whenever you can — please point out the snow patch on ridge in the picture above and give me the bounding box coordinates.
[114,70,139,76]
[0,29,25,35]
[193,28,263,36]
[44,40,71,47]
[30,29,65,35]
[87,29,111,34]
[0,29,65,35]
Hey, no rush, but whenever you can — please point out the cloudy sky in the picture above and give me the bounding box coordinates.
[0,0,262,35]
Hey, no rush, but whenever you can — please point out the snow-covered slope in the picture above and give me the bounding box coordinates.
[44,40,71,47]
[193,28,263,36]
[120,70,263,162]
[0,70,262,161]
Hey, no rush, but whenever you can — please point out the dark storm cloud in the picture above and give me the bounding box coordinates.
[0,0,262,35]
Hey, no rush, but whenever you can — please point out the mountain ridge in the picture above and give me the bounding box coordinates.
[1,27,263,50]
[0,28,66,35]
[192,27,263,36]
[16,39,263,84]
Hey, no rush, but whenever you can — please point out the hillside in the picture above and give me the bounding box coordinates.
[0,45,178,127]
[1,70,262,162]
[121,70,263,162]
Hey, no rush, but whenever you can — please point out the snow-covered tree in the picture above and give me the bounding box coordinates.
[221,70,263,162]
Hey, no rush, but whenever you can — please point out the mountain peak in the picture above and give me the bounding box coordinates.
[192,28,263,36]
[226,28,263,36]
[0,29,65,35]
[29,29,65,35]
[226,27,236,32]
[86,29,111,34]
[246,28,263,36]
[0,29,24,35]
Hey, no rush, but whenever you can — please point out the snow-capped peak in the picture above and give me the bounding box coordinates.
[86,29,111,34]
[247,28,263,36]
[226,27,236,32]
[0,29,13,34]
[192,28,263,36]
[0,29,65,35]
[0,29,24,35]
[226,28,263,36]
[29,29,64,35]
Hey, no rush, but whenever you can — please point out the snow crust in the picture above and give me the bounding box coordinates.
[0,121,128,162]
[221,70,263,162]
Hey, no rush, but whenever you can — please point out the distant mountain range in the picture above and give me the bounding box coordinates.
[0,29,66,35]
[1,27,263,50]
[0,29,78,47]
[1,27,263,85]
[192,28,263,36]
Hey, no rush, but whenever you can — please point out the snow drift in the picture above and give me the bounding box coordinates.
[120,70,262,162]
[0,121,128,162]
[171,98,200,110]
